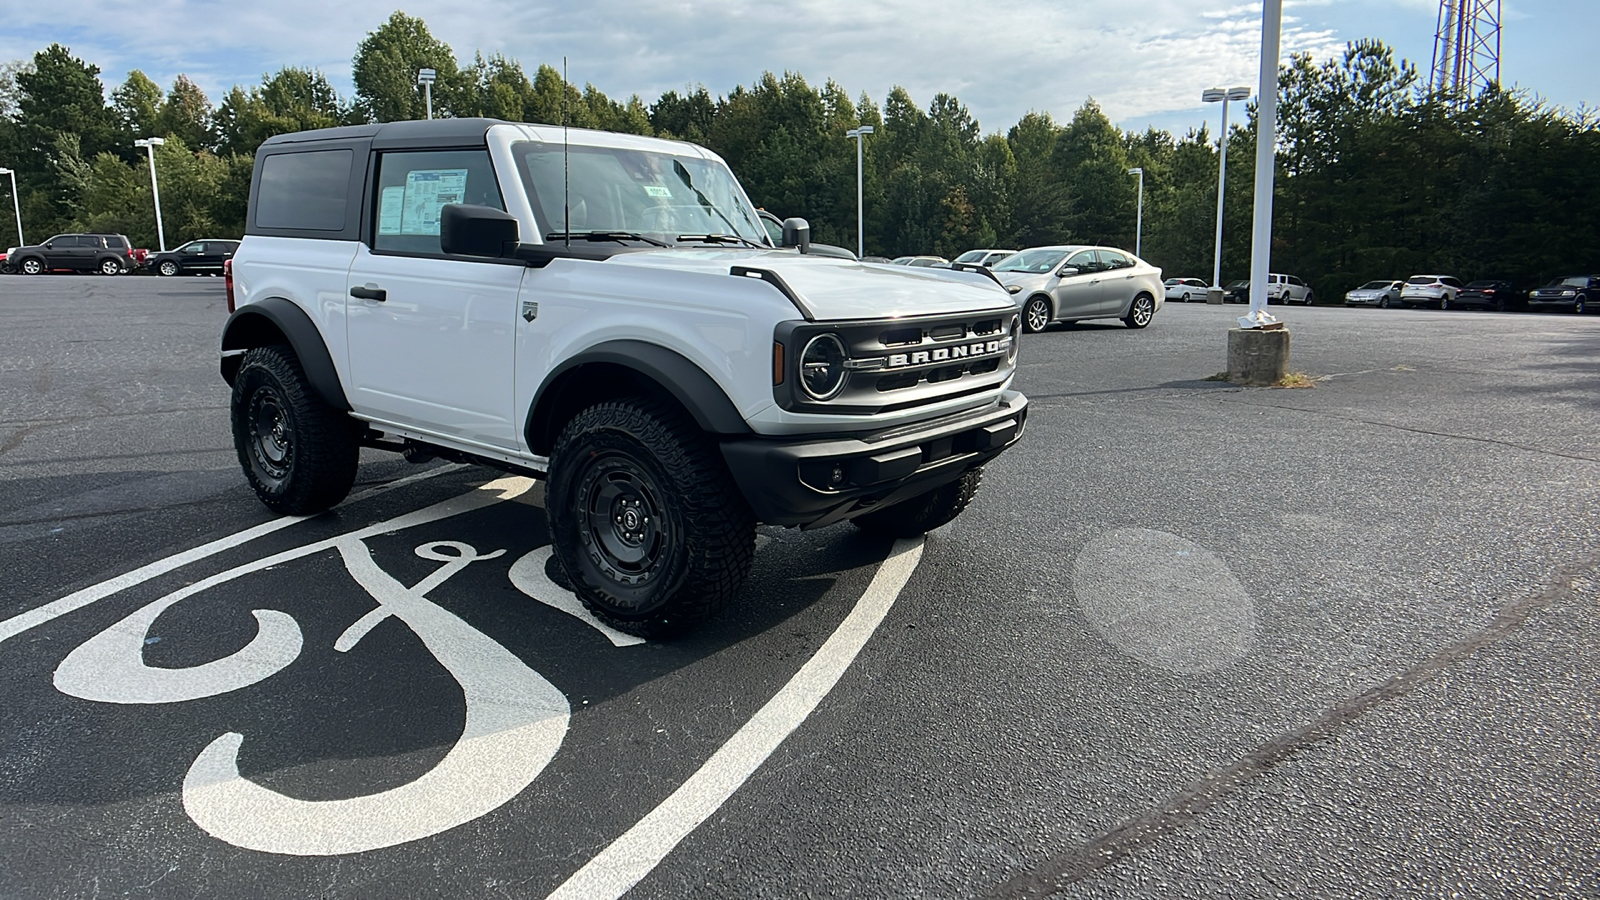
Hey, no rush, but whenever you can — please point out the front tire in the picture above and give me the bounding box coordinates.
[1123,294,1156,329]
[158,260,179,276]
[853,468,983,538]
[1378,296,1390,309]
[20,257,42,275]
[1023,296,1051,333]
[547,397,756,638]
[230,345,360,515]
[1576,296,1588,315]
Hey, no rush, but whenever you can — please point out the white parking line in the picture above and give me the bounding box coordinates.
[545,535,925,900]
[0,464,463,647]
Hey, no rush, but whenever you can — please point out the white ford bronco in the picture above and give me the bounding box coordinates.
[221,118,1028,636]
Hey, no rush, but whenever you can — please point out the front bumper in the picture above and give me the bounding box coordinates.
[1528,297,1579,311]
[721,391,1028,528]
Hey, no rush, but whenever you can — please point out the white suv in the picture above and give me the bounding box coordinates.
[219,118,1027,637]
[1265,273,1315,305]
[1401,274,1463,309]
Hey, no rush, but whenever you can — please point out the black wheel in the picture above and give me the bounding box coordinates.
[158,259,179,276]
[98,257,123,276]
[1440,296,1451,310]
[1181,291,1193,302]
[230,345,360,515]
[853,468,983,538]
[20,257,43,275]
[547,397,756,638]
[1575,296,1588,315]
[1378,296,1390,309]
[1304,291,1315,305]
[1123,294,1156,329]
[1023,296,1051,333]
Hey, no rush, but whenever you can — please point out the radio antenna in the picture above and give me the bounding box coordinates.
[563,56,570,250]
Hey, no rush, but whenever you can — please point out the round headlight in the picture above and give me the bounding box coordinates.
[800,334,848,400]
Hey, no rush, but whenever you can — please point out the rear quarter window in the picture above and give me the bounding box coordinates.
[255,149,354,232]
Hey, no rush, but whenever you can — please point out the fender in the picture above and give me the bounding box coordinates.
[528,340,750,448]
[220,298,351,411]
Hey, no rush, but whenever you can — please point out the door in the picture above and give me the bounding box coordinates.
[344,147,523,451]
[1049,248,1105,319]
[45,236,89,270]
[1095,249,1140,314]
[177,242,207,272]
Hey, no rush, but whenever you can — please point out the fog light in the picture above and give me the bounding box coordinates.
[829,464,845,486]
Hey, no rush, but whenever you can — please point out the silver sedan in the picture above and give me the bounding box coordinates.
[995,245,1165,331]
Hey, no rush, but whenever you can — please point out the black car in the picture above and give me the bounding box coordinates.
[147,239,240,276]
[1527,275,1599,314]
[1453,280,1519,311]
[1222,279,1249,303]
[8,233,136,275]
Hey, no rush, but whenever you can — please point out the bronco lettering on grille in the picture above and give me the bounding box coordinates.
[882,338,1008,369]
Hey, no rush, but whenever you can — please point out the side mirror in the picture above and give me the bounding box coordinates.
[43,241,53,249]
[781,217,811,254]
[1056,266,1079,277]
[440,203,520,257]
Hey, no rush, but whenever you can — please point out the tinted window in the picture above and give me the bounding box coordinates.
[372,149,503,255]
[100,235,129,249]
[64,236,92,248]
[1289,275,1305,286]
[1066,249,1099,271]
[1443,277,1463,287]
[1096,249,1131,269]
[1406,276,1434,284]
[256,149,353,232]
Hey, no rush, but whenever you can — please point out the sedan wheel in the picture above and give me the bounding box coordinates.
[158,260,179,276]
[1181,291,1192,302]
[1378,296,1390,309]
[1023,297,1051,333]
[1123,294,1156,329]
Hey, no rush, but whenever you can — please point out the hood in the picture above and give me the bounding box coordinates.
[605,248,1017,320]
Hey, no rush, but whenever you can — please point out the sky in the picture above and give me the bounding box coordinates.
[0,0,1593,139]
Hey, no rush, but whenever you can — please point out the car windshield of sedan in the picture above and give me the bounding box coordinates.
[954,250,989,264]
[1358,281,1392,290]
[993,249,1068,274]
[514,142,767,244]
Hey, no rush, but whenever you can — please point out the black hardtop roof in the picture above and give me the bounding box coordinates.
[258,117,515,150]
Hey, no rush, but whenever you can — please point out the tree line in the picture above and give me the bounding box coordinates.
[0,12,1594,299]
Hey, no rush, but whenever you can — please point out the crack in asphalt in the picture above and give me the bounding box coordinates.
[986,551,1600,898]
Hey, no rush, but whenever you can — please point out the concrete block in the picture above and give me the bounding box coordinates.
[1206,288,1225,305]
[1227,328,1290,386]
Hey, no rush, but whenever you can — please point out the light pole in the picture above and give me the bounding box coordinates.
[417,68,437,120]
[0,167,22,247]
[1126,167,1143,258]
[133,137,167,252]
[844,125,874,259]
[1202,86,1250,290]
[1244,0,1283,328]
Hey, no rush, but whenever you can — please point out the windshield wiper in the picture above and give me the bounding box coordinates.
[676,233,765,248]
[545,231,670,247]
[672,160,758,243]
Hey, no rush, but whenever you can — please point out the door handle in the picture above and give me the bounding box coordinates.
[350,284,387,302]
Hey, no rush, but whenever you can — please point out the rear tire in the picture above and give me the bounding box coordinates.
[547,397,756,638]
[99,258,123,276]
[1123,294,1156,329]
[853,468,983,538]
[230,345,360,515]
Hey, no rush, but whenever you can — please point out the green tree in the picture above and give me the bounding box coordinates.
[214,68,344,157]
[157,75,215,151]
[110,70,163,141]
[351,11,462,122]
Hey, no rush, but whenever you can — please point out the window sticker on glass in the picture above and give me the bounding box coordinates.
[398,168,468,235]
[378,186,405,235]
[642,185,672,198]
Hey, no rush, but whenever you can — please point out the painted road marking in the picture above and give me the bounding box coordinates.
[545,535,925,900]
[508,545,646,647]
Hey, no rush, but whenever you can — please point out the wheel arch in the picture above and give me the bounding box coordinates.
[220,298,350,411]
[526,340,749,457]
[1024,292,1055,323]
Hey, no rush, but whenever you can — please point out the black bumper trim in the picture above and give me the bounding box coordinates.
[720,391,1028,527]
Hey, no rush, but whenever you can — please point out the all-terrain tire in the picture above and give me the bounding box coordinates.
[230,345,360,515]
[546,397,756,638]
[851,467,984,538]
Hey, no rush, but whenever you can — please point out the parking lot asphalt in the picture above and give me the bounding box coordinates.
[1,278,1596,899]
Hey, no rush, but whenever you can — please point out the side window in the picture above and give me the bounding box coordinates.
[373,149,503,256]
[256,149,353,231]
[1096,249,1130,269]
[1065,249,1098,272]
[1289,275,1305,287]
[65,236,92,248]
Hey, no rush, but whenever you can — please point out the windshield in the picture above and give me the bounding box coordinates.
[954,250,988,264]
[1557,276,1587,287]
[1359,281,1391,290]
[513,142,767,244]
[993,248,1068,274]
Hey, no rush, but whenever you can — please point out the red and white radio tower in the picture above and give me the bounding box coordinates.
[1430,0,1502,105]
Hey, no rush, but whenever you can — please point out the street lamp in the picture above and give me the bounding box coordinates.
[132,137,167,252]
[417,68,437,120]
[0,167,22,247]
[1126,167,1143,258]
[1202,86,1250,290]
[844,125,874,259]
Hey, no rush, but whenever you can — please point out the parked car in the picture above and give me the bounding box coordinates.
[1266,273,1315,305]
[1400,274,1463,309]
[0,249,10,275]
[755,210,855,260]
[146,239,241,276]
[1527,275,1599,314]
[1343,280,1404,308]
[953,248,1017,268]
[1222,279,1249,303]
[1452,280,1519,311]
[1163,277,1210,302]
[994,245,1164,331]
[891,255,949,267]
[860,255,892,264]
[7,233,137,275]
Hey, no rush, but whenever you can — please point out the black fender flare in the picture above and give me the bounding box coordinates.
[220,297,350,411]
[527,340,749,451]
